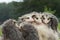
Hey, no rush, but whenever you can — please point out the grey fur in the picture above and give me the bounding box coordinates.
[1,12,59,40]
[1,19,39,40]
[2,19,25,40]
[20,22,39,40]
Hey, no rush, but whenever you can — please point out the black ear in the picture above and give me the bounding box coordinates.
[18,17,25,24]
[42,15,45,20]
[32,15,36,18]
[48,18,58,31]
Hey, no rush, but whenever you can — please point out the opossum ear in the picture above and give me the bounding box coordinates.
[18,17,25,24]
[41,15,45,20]
[48,18,58,31]
[18,17,24,21]
[32,15,36,18]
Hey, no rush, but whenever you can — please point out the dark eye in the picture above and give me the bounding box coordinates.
[36,17,38,20]
[26,17,29,19]
[21,18,24,20]
[48,18,50,20]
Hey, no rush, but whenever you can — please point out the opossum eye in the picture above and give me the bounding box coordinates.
[21,18,24,20]
[26,17,29,19]
[36,17,38,20]
[48,18,50,20]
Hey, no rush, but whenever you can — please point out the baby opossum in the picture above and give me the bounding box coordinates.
[41,12,59,32]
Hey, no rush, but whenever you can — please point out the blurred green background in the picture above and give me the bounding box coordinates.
[0,0,60,36]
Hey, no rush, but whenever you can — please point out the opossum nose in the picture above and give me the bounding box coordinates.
[30,19,34,22]
[26,19,34,22]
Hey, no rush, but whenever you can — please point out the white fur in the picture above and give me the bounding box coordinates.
[32,23,59,40]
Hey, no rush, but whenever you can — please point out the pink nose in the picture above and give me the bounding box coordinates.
[27,19,34,22]
[30,19,34,22]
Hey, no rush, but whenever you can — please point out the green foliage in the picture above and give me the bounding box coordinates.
[0,0,60,22]
[0,28,2,36]
[58,23,60,30]
[44,6,56,14]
